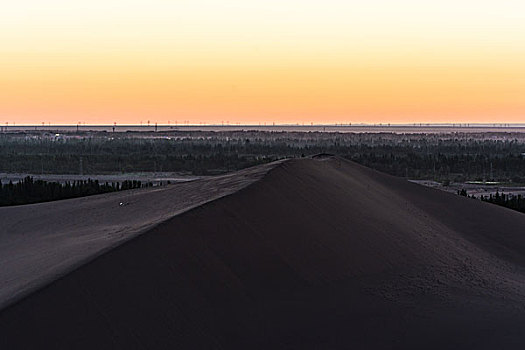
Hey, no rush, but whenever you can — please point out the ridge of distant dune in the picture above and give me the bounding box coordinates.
[1,156,525,349]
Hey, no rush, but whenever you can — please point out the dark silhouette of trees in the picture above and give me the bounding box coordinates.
[0,177,142,206]
[480,192,525,214]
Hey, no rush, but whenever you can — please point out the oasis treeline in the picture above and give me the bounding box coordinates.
[0,177,145,206]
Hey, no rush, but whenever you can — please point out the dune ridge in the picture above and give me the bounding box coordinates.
[1,156,525,349]
[0,160,282,310]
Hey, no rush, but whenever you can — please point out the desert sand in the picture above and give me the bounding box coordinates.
[1,156,524,349]
[0,161,280,310]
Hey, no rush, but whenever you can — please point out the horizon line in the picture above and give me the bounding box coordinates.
[3,123,525,127]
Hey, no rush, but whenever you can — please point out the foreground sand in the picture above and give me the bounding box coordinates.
[1,157,525,348]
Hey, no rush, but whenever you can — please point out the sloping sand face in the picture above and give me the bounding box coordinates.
[1,157,525,349]
[0,161,281,310]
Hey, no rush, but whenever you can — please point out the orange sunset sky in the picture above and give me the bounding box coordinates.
[1,1,524,125]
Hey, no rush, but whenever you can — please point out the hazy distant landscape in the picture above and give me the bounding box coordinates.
[2,127,525,210]
[3,127,525,179]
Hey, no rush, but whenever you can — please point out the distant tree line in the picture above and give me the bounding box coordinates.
[2,130,525,207]
[479,192,525,214]
[1,131,524,183]
[457,189,468,197]
[457,188,525,214]
[0,177,145,206]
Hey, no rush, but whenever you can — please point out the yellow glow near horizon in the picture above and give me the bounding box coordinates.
[1,1,525,124]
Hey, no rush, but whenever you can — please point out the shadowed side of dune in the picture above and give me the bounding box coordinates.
[1,157,525,349]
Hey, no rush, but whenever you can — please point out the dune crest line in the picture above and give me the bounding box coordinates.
[0,160,283,310]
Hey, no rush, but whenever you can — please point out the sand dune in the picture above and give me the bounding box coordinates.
[1,156,525,349]
[0,161,280,310]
